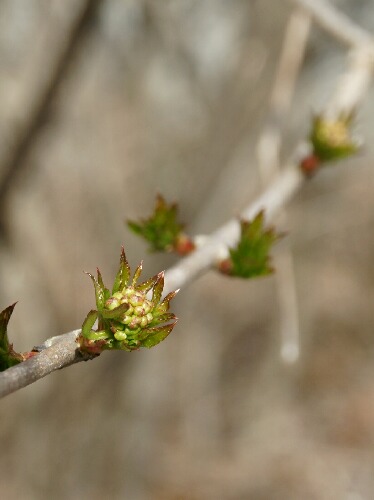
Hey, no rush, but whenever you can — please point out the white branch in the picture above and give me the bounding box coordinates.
[163,166,303,294]
[289,0,374,49]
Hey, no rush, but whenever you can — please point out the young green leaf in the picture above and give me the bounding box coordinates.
[85,272,106,311]
[221,211,282,279]
[0,303,23,371]
[81,309,98,337]
[112,246,131,294]
[127,194,185,252]
[139,323,177,348]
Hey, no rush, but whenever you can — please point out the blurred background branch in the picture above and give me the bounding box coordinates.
[290,0,374,48]
[0,0,103,235]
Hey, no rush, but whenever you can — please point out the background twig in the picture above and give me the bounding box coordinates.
[0,0,103,234]
[257,8,311,364]
[290,0,374,48]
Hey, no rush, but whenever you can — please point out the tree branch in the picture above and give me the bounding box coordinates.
[0,4,373,399]
[0,331,95,398]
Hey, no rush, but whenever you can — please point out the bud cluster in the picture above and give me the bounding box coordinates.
[300,113,360,176]
[127,194,195,255]
[78,248,178,354]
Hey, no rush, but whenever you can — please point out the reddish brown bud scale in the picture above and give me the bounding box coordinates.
[299,154,321,177]
[21,351,39,360]
[217,258,233,275]
[175,234,196,256]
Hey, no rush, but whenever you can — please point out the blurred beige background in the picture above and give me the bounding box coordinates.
[0,0,374,498]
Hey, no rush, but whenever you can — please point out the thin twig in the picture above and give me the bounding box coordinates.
[257,8,311,364]
[289,0,374,49]
[327,48,374,117]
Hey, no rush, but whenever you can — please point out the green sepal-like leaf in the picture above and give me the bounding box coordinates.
[112,247,130,294]
[97,268,111,302]
[151,272,165,306]
[83,329,109,341]
[139,322,177,348]
[127,194,185,252]
[0,303,23,371]
[136,272,160,294]
[155,289,179,315]
[85,272,106,310]
[81,309,98,338]
[132,261,143,286]
[228,211,282,279]
[100,302,129,319]
[151,312,177,325]
[310,114,359,163]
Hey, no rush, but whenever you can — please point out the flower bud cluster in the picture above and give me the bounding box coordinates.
[78,248,178,354]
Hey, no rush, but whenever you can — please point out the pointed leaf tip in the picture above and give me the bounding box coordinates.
[151,272,165,305]
[112,248,131,294]
[132,261,143,286]
[155,289,179,315]
[85,271,106,310]
[140,321,177,348]
[0,303,22,371]
[0,303,17,340]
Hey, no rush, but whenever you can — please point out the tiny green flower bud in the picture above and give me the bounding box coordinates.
[129,317,140,329]
[130,295,144,307]
[146,313,153,323]
[105,297,120,310]
[122,315,132,325]
[114,331,127,341]
[134,305,145,316]
[140,316,148,328]
[143,301,152,314]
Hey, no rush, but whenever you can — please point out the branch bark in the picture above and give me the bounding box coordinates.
[0,331,95,398]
